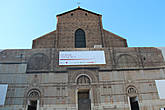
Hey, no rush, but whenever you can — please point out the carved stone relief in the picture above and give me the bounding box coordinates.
[27,53,50,71]
[117,54,137,68]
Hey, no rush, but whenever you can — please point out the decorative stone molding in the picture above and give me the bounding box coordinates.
[27,89,41,99]
[70,70,98,83]
[76,75,91,84]
[126,85,138,97]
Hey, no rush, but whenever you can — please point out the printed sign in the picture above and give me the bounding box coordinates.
[59,51,106,65]
[0,84,8,105]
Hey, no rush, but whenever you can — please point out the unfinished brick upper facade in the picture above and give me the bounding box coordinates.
[32,8,127,49]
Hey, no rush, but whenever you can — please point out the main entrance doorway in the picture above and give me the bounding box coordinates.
[78,89,91,110]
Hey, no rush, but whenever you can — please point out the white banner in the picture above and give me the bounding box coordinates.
[0,84,8,105]
[155,80,165,99]
[59,51,106,65]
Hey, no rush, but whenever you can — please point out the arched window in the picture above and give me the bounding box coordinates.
[75,29,86,48]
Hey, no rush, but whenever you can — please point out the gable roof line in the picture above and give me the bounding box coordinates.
[33,30,56,41]
[103,29,126,40]
[56,7,102,17]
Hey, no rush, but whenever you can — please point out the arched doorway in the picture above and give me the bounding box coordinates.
[27,89,40,110]
[76,75,91,110]
[127,86,140,110]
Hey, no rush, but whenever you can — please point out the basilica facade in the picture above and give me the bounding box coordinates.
[0,7,165,110]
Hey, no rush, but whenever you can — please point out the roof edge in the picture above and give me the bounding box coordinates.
[33,30,56,41]
[103,29,126,40]
[56,7,102,17]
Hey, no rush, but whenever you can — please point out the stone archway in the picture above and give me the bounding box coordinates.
[70,70,98,83]
[126,85,140,110]
[76,75,92,110]
[27,89,41,110]
[68,70,98,110]
[77,75,91,85]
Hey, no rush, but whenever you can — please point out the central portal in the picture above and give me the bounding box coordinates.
[78,89,91,110]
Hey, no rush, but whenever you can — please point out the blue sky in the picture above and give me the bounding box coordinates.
[0,0,165,49]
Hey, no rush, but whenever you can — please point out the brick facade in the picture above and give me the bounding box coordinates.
[0,7,165,110]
